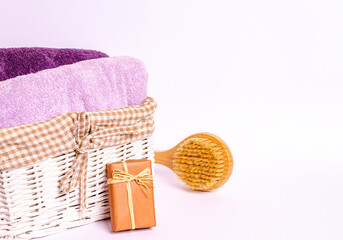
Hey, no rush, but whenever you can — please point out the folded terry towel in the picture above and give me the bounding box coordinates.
[0,47,108,81]
[0,56,148,129]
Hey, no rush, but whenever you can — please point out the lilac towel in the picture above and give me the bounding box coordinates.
[0,56,148,129]
[0,47,108,81]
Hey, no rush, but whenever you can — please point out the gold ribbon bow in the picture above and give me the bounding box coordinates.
[107,161,153,229]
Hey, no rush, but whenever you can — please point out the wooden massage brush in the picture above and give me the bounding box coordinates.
[154,133,233,191]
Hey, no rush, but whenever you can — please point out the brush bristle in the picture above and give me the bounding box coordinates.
[173,137,226,190]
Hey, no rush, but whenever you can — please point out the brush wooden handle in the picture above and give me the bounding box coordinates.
[154,150,175,169]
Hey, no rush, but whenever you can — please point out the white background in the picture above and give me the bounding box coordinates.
[1,0,343,239]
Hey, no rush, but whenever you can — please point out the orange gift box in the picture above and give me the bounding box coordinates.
[106,159,156,232]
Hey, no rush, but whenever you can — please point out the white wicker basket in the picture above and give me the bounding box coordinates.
[0,137,154,239]
[0,96,157,239]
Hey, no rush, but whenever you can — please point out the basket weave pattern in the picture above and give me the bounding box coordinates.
[0,137,154,239]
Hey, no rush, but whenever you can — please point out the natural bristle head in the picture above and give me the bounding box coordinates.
[173,137,226,191]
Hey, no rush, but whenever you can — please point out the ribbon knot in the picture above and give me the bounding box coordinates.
[75,146,89,155]
[107,167,153,189]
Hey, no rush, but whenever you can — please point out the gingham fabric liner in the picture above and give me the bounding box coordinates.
[0,97,156,209]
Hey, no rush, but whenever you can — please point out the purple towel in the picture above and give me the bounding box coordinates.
[0,47,108,81]
[0,56,148,129]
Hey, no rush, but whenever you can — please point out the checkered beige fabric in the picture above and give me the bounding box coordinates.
[0,97,157,210]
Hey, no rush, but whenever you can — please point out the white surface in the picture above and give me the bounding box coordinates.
[1,0,342,239]
[41,164,343,240]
